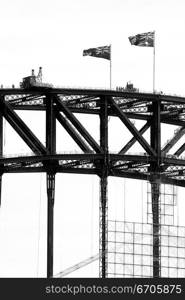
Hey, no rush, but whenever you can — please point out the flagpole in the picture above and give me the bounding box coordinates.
[110,44,112,89]
[153,31,155,93]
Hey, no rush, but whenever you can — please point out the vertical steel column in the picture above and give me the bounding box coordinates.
[0,108,3,206]
[150,100,161,278]
[46,94,56,278]
[99,96,108,278]
[46,172,55,278]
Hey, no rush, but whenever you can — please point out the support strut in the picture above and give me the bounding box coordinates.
[150,101,161,278]
[151,180,160,277]
[47,172,55,278]
[46,94,56,278]
[100,175,108,278]
[99,96,108,278]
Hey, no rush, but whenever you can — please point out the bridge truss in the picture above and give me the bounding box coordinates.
[1,87,185,278]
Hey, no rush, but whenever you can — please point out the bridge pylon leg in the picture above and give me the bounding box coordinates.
[99,96,108,278]
[45,94,56,278]
[150,101,161,278]
[99,174,108,278]
[46,172,55,278]
[151,180,160,277]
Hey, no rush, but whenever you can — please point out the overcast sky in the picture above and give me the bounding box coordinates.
[0,0,185,278]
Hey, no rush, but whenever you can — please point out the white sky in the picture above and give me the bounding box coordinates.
[0,0,185,277]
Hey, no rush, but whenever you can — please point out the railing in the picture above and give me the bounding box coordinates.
[1,84,185,99]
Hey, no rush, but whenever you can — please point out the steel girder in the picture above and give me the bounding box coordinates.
[1,88,185,187]
[2,87,185,279]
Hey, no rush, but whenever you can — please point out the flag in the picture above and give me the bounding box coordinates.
[128,31,154,47]
[83,45,110,60]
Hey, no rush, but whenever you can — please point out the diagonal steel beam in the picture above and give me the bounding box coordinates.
[54,96,102,153]
[119,121,151,154]
[109,98,156,156]
[0,98,47,155]
[174,143,185,156]
[162,127,185,155]
[55,110,91,153]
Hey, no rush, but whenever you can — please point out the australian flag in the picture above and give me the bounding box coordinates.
[129,31,154,47]
[83,45,110,60]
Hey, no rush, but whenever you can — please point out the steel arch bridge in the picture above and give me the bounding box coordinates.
[1,86,185,278]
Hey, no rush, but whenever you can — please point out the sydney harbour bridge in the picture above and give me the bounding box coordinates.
[0,86,185,277]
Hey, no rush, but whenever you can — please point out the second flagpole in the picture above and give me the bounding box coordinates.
[153,31,155,93]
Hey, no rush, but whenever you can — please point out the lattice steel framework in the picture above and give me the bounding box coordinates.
[147,183,177,225]
[108,220,185,278]
[1,87,185,277]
